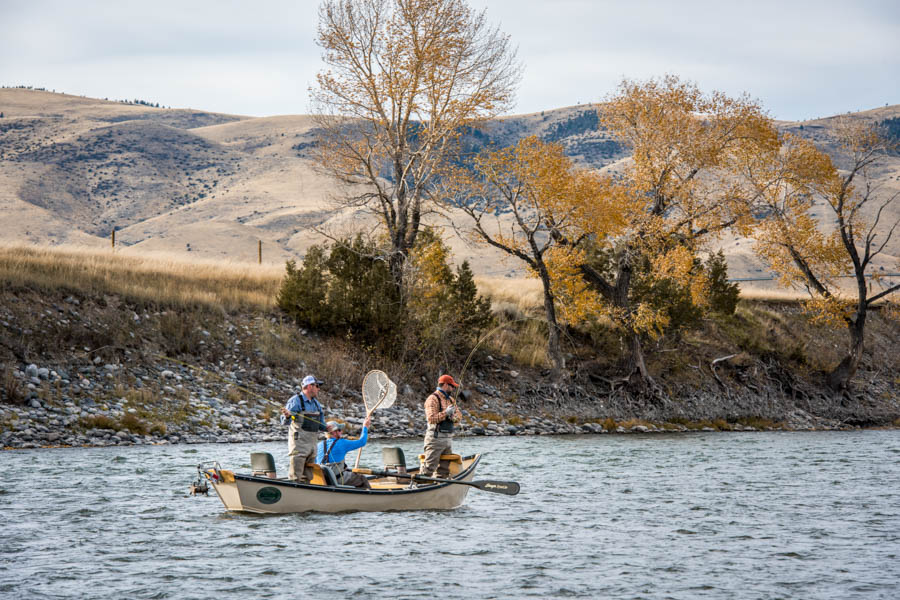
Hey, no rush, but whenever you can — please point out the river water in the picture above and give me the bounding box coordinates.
[2,431,899,599]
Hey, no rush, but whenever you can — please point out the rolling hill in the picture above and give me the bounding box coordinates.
[2,87,899,282]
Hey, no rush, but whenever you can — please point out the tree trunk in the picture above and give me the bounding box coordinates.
[625,330,652,385]
[539,268,565,378]
[827,309,866,390]
[579,247,654,386]
[612,252,655,386]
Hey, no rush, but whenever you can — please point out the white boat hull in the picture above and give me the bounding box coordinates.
[206,454,481,514]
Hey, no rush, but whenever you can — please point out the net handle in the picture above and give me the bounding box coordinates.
[354,370,395,468]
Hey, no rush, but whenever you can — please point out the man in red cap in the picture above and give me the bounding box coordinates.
[422,374,462,478]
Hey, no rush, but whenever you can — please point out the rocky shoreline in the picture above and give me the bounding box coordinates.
[3,287,899,452]
[1,358,863,452]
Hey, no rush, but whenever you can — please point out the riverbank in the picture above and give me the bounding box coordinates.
[2,262,900,450]
[4,357,834,451]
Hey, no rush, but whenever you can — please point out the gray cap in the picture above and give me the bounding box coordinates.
[325,421,343,431]
[302,375,324,388]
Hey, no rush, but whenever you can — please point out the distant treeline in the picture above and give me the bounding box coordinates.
[1,85,168,109]
[543,110,600,142]
[2,85,52,92]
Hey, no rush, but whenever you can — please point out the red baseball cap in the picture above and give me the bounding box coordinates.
[438,374,458,388]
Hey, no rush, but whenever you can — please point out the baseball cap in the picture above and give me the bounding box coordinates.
[325,421,344,431]
[301,375,324,388]
[438,374,458,388]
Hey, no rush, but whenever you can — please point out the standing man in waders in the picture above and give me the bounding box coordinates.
[422,374,462,478]
[281,374,326,483]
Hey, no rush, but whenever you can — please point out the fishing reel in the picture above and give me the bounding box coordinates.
[189,477,209,496]
[190,462,219,496]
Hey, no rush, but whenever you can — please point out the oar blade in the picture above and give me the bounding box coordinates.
[473,480,520,495]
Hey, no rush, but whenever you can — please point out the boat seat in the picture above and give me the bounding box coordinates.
[307,463,354,488]
[382,447,408,472]
[417,453,462,475]
[250,452,277,478]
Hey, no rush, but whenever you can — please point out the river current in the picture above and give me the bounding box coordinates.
[2,431,899,599]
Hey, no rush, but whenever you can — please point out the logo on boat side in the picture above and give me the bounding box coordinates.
[257,486,282,504]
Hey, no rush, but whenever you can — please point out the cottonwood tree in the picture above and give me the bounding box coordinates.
[745,121,900,390]
[449,136,622,377]
[575,76,773,386]
[310,0,521,288]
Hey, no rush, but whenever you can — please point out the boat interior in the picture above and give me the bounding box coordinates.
[247,447,471,490]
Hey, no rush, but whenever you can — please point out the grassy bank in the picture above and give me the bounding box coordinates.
[2,244,899,428]
[0,244,283,311]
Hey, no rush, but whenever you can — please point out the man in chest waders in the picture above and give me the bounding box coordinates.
[422,374,462,478]
[281,374,326,483]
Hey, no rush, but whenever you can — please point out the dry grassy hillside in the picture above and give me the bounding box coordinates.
[2,88,899,284]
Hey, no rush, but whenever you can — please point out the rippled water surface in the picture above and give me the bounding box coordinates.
[2,431,899,599]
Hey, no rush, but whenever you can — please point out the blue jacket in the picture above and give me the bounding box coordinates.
[316,427,368,464]
[280,393,325,430]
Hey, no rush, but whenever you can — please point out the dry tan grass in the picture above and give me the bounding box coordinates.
[735,286,807,302]
[478,275,821,308]
[2,241,873,327]
[737,280,900,303]
[475,276,544,313]
[0,243,283,310]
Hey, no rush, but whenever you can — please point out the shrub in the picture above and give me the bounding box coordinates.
[585,246,740,341]
[3,368,25,406]
[79,414,117,430]
[277,236,398,349]
[705,250,740,315]
[325,236,399,343]
[449,261,494,337]
[632,269,704,333]
[276,230,493,366]
[120,413,149,435]
[225,387,243,404]
[158,311,201,356]
[406,228,493,363]
[276,249,329,330]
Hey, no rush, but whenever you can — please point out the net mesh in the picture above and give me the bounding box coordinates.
[362,370,397,412]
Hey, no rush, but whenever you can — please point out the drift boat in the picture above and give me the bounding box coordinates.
[197,449,516,514]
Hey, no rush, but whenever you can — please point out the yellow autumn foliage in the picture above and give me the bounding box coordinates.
[741,120,899,331]
[312,0,521,279]
[555,76,776,340]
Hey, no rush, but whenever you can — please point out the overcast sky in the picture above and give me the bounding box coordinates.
[2,0,898,121]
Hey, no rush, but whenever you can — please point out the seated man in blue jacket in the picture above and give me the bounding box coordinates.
[316,416,372,488]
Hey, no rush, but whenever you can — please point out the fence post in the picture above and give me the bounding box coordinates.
[258,240,262,264]
[111,229,115,249]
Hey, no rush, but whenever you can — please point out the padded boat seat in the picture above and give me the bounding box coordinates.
[417,453,462,475]
[307,463,353,488]
[250,452,277,478]
[417,453,462,462]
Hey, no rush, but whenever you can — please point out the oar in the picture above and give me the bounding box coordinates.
[352,467,520,496]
